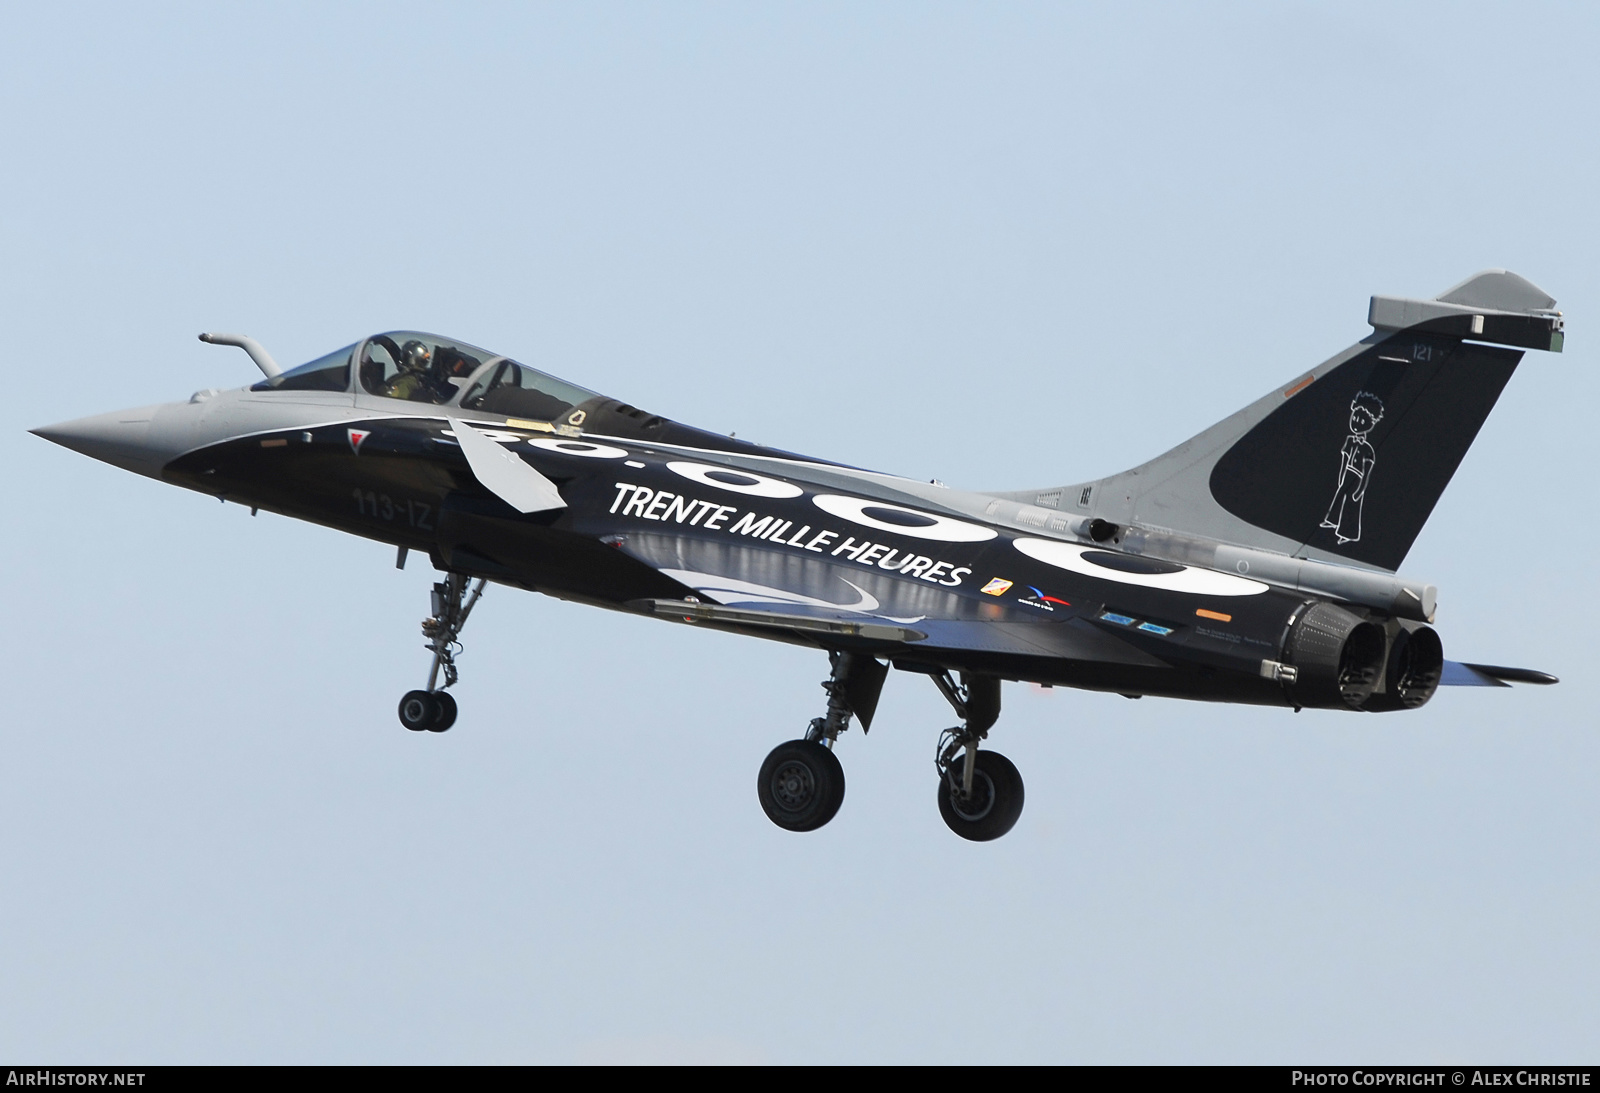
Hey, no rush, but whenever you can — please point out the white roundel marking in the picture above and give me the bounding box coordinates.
[527,438,630,459]
[1012,538,1269,596]
[812,494,998,543]
[665,461,803,498]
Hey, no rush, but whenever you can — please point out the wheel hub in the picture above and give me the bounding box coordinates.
[949,770,996,822]
[770,759,817,811]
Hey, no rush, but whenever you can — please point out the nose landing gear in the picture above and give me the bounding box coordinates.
[397,573,484,733]
[398,688,457,732]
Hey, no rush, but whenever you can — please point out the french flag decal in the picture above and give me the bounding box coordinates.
[347,428,371,454]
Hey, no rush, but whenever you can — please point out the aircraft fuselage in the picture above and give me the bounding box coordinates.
[150,389,1322,709]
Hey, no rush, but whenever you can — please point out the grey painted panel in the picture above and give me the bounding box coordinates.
[1435,269,1556,311]
[987,270,1560,578]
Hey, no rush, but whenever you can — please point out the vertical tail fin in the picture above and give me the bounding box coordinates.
[1028,271,1562,573]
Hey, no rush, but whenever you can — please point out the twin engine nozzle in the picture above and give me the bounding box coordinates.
[1280,601,1443,712]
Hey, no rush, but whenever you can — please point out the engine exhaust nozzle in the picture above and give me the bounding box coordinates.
[1282,601,1387,710]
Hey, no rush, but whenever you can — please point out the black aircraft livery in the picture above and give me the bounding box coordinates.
[1209,335,1521,570]
[32,271,1562,840]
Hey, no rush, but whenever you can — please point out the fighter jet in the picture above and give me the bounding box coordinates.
[32,270,1561,840]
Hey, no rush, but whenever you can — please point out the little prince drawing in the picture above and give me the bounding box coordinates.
[1320,391,1385,544]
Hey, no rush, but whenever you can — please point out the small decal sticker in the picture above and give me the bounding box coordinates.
[1195,608,1232,622]
[1017,586,1071,612]
[981,578,1014,596]
[1136,622,1174,636]
[347,428,370,454]
[504,417,556,433]
[1100,612,1135,626]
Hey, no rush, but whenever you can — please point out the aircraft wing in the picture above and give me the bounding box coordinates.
[631,598,927,643]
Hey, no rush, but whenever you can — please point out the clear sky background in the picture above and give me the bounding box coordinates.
[2,2,1595,1064]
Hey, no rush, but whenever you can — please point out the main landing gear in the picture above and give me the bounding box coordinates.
[931,671,1024,842]
[756,651,885,832]
[397,573,485,734]
[755,655,1024,840]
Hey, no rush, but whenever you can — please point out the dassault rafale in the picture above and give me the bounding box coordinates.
[33,270,1561,840]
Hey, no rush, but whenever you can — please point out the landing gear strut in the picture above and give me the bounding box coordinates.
[931,671,1023,841]
[397,573,484,733]
[756,651,886,832]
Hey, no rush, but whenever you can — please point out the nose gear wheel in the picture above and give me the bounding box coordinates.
[398,689,458,732]
[395,573,483,732]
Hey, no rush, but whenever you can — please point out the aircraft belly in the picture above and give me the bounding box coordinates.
[617,533,1170,666]
[910,617,1168,665]
[620,533,964,618]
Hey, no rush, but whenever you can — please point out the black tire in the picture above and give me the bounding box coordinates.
[937,750,1024,842]
[429,691,457,732]
[398,690,437,732]
[757,740,846,832]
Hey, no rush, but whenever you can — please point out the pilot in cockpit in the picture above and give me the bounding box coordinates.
[383,340,446,402]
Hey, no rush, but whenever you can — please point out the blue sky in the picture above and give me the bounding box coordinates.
[2,2,1595,1063]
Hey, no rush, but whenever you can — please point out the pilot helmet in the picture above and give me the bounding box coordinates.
[400,340,433,373]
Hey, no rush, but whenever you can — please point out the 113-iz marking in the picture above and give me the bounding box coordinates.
[353,489,433,530]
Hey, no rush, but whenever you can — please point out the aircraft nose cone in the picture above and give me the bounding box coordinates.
[31,405,171,476]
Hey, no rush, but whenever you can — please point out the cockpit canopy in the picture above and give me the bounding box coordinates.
[252,332,601,424]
